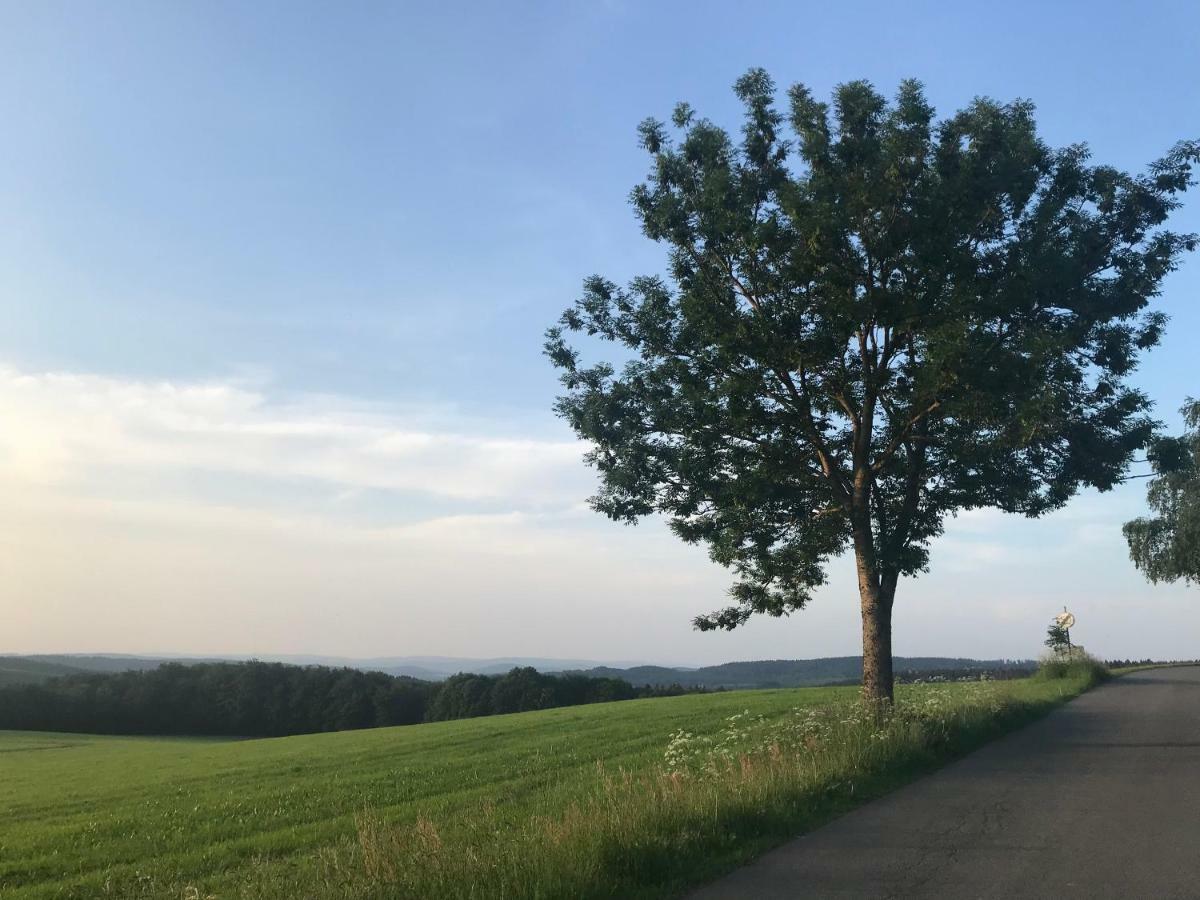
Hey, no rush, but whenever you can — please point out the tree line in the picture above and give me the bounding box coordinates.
[0,661,702,737]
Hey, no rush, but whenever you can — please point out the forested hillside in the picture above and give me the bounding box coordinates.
[570,657,1035,689]
[0,661,698,737]
[0,654,216,685]
[0,658,92,687]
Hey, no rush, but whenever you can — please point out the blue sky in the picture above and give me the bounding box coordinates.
[1,1,1197,663]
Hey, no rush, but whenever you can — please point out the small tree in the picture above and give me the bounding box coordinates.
[1123,399,1200,585]
[1045,622,1071,656]
[547,69,1198,703]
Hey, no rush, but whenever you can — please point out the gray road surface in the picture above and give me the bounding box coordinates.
[690,666,1200,899]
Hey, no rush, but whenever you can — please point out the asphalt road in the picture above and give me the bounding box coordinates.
[690,666,1200,899]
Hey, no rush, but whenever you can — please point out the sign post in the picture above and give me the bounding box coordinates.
[1055,608,1076,657]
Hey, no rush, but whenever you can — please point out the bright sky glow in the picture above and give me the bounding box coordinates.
[2,1,1197,663]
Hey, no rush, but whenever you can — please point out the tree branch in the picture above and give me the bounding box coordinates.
[872,398,942,474]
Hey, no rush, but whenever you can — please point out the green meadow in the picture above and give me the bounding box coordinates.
[1,673,1099,899]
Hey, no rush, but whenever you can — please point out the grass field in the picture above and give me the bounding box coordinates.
[0,672,1100,899]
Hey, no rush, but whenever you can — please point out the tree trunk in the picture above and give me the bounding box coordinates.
[852,509,896,703]
[859,570,896,704]
[849,459,896,704]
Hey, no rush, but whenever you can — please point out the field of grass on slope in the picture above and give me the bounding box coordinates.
[0,672,1100,899]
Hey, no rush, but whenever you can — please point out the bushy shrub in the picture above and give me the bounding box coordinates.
[1034,652,1109,685]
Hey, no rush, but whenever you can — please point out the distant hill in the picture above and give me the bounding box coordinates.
[0,657,95,686]
[565,657,1035,689]
[0,653,646,683]
[275,655,646,679]
[0,654,225,685]
[1,652,1034,688]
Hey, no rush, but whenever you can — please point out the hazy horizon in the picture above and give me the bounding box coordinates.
[3,0,1198,665]
[2,650,1048,673]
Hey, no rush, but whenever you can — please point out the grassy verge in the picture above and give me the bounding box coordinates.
[0,671,1101,899]
[1110,662,1198,676]
[280,672,1102,899]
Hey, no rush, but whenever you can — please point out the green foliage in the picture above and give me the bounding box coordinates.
[1123,399,1200,585]
[0,662,700,738]
[0,661,437,736]
[423,667,689,722]
[0,676,1095,899]
[546,68,1198,640]
[1044,622,1071,654]
[1034,654,1109,685]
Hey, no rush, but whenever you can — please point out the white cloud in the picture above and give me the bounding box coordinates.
[2,362,1196,664]
[0,363,737,659]
[0,364,589,503]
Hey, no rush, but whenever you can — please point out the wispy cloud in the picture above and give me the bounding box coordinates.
[3,363,1192,663]
[0,362,730,658]
[0,364,589,504]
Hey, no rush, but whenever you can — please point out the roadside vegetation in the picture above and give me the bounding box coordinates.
[1,667,1103,899]
[1032,653,1110,683]
[1124,398,1200,587]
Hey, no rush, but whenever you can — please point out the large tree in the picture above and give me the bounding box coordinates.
[546,70,1198,702]
[1124,400,1200,586]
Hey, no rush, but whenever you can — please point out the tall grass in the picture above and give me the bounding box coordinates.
[1033,652,1110,685]
[304,676,1096,900]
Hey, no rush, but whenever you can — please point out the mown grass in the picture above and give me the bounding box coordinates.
[0,672,1101,899]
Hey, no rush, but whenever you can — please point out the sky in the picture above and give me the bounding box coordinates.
[1,0,1198,665]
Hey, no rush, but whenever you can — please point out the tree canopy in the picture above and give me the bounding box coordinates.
[1124,400,1200,586]
[1045,622,1071,655]
[547,69,1198,700]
